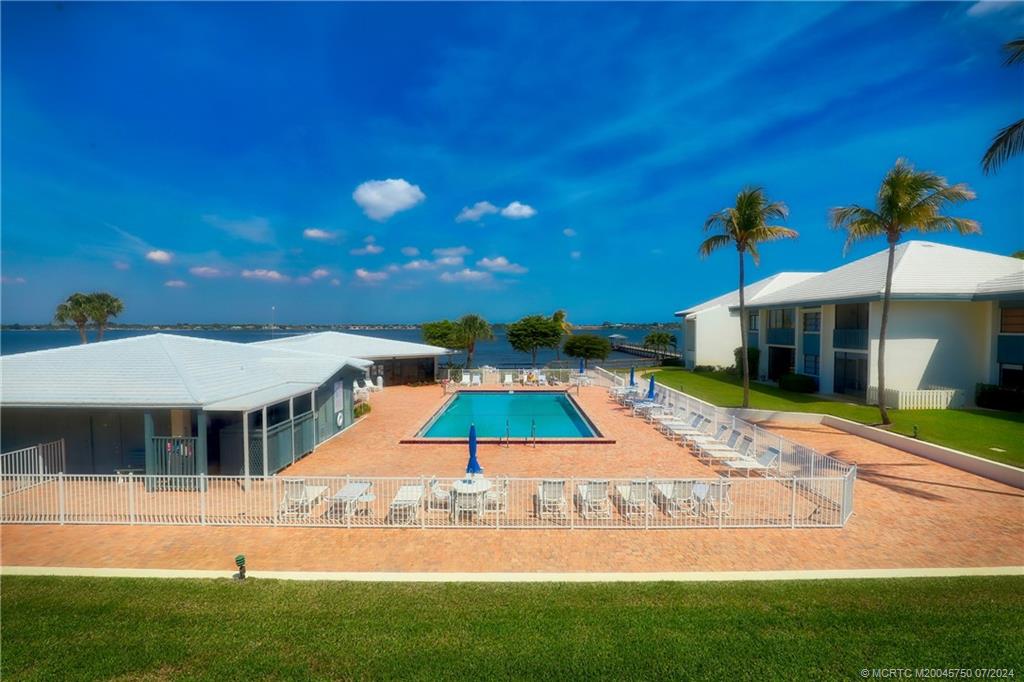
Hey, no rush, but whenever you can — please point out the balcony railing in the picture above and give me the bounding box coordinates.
[766,328,794,346]
[833,328,868,350]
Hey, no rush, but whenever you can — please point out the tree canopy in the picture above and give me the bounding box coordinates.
[506,315,563,366]
[643,331,677,355]
[54,292,124,344]
[562,334,611,367]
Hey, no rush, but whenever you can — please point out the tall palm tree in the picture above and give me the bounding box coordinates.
[88,292,124,341]
[982,37,1024,174]
[54,293,94,344]
[829,158,979,425]
[699,187,798,408]
[457,314,494,369]
[551,309,572,360]
[643,330,677,356]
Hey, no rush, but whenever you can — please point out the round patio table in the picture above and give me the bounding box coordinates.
[452,478,491,494]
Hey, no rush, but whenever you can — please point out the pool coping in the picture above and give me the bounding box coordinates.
[402,389,615,445]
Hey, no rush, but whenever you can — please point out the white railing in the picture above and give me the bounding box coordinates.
[0,472,852,529]
[867,385,967,410]
[444,367,583,387]
[0,439,66,494]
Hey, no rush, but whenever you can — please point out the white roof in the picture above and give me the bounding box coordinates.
[255,331,451,359]
[675,272,821,318]
[740,241,1024,309]
[0,333,371,410]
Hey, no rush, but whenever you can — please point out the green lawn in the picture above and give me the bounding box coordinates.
[648,368,1024,468]
[2,576,1022,680]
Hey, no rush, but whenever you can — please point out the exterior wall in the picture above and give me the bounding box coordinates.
[688,307,742,368]
[819,304,837,393]
[313,366,362,445]
[868,300,991,393]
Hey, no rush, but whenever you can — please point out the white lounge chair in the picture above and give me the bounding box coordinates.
[692,481,733,517]
[503,374,513,386]
[537,373,547,386]
[388,484,424,525]
[616,480,653,520]
[723,447,781,477]
[654,480,697,517]
[460,373,471,387]
[537,479,567,519]
[279,479,328,519]
[700,435,753,463]
[328,480,373,520]
[576,480,612,519]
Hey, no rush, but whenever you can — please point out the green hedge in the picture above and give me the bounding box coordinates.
[779,373,818,393]
[732,346,760,376]
[354,402,372,418]
[975,384,1024,412]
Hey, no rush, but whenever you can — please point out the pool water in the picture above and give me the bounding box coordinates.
[420,391,598,438]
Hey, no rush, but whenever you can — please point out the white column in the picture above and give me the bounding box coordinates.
[261,405,269,477]
[242,410,250,490]
[289,397,295,465]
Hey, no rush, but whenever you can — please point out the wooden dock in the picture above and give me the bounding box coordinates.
[610,342,680,360]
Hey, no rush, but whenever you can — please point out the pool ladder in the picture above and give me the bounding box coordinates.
[504,419,511,448]
[531,418,537,448]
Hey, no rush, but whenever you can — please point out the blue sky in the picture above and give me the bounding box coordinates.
[2,2,1021,325]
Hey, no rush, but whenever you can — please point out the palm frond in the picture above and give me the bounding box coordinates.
[745,225,799,244]
[917,216,983,235]
[746,242,761,266]
[1003,37,1024,66]
[982,118,1024,174]
[698,234,733,258]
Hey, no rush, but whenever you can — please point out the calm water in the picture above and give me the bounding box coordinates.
[421,391,595,438]
[0,326,680,367]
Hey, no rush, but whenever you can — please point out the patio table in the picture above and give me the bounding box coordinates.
[452,478,491,495]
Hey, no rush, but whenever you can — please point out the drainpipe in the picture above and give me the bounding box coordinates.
[242,410,250,491]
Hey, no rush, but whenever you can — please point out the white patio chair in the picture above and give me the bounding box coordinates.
[503,374,513,386]
[537,479,567,519]
[452,490,483,523]
[538,373,548,386]
[471,373,482,386]
[576,480,612,519]
[616,480,653,520]
[459,373,471,386]
[483,478,509,518]
[426,477,451,512]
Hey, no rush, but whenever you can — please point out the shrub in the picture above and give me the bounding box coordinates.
[354,402,372,418]
[693,365,717,373]
[779,373,818,393]
[975,384,1024,412]
[660,357,683,367]
[733,346,761,376]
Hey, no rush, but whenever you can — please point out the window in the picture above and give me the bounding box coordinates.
[768,308,794,329]
[803,353,820,376]
[803,311,821,332]
[1000,364,1024,389]
[835,302,868,330]
[748,312,759,331]
[1000,307,1024,334]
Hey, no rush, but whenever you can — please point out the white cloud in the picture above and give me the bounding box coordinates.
[164,279,187,288]
[434,256,464,266]
[352,178,425,221]
[355,268,389,284]
[303,228,338,241]
[113,260,131,271]
[562,228,576,237]
[432,246,471,258]
[456,201,498,223]
[350,235,384,255]
[329,278,341,287]
[966,1,1016,16]
[500,201,536,219]
[401,246,420,257]
[386,264,400,272]
[570,251,582,260]
[189,266,224,278]
[1,276,27,285]
[146,249,173,264]
[477,256,527,274]
[440,269,492,283]
[241,269,289,282]
[295,276,313,285]
[403,259,437,271]
[203,214,273,243]
[311,267,330,279]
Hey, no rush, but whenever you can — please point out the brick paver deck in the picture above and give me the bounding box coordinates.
[2,385,1021,573]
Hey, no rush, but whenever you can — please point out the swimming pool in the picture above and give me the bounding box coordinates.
[419,391,599,439]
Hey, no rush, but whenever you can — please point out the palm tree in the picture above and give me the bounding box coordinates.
[982,37,1024,174]
[551,309,572,360]
[699,187,798,408]
[54,293,94,344]
[87,292,124,341]
[456,314,494,369]
[643,331,677,356]
[829,158,979,425]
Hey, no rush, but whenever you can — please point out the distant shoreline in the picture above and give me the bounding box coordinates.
[1,322,678,332]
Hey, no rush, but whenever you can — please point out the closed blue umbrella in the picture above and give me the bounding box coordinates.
[629,367,636,386]
[466,424,483,476]
[647,375,656,400]
[578,358,585,375]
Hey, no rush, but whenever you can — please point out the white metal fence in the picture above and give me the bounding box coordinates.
[0,472,852,529]
[0,439,66,495]
[867,385,967,410]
